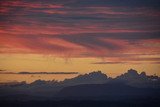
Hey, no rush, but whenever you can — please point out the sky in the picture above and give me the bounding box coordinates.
[0,0,160,77]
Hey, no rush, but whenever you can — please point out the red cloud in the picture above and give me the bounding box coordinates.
[0,0,159,63]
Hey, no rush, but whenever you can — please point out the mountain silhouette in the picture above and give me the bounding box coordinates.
[115,69,160,88]
[60,71,111,86]
[0,69,159,101]
[56,82,159,100]
[116,69,147,81]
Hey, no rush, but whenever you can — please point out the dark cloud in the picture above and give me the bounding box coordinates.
[65,0,160,8]
[0,69,6,72]
[56,35,122,50]
[91,57,160,65]
[91,62,128,64]
[58,32,160,40]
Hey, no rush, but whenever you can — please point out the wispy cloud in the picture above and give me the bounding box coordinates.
[0,0,160,63]
[0,71,78,74]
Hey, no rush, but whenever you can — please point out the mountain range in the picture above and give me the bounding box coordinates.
[0,69,159,101]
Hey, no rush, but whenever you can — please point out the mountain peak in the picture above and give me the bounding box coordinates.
[140,72,146,77]
[117,69,146,79]
[127,69,139,76]
[87,70,107,77]
[115,69,150,87]
[62,71,109,85]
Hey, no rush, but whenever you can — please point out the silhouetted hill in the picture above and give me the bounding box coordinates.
[57,82,160,100]
[60,71,111,86]
[116,69,148,81]
[0,71,111,99]
[0,69,159,101]
[115,69,160,88]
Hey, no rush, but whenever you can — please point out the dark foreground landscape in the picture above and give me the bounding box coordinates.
[0,99,160,107]
[0,69,160,107]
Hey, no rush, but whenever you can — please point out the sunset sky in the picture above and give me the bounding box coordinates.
[0,0,160,77]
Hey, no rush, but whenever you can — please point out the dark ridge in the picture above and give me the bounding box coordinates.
[0,100,160,107]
